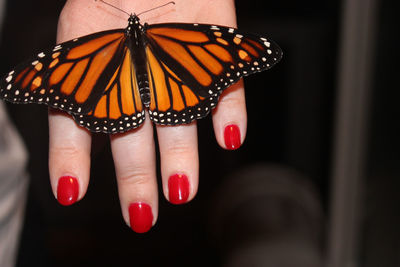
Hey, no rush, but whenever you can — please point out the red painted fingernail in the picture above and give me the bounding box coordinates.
[224,124,241,150]
[57,176,79,206]
[168,174,190,205]
[129,202,153,233]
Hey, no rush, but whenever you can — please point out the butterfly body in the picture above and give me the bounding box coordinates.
[126,16,151,107]
[0,14,282,133]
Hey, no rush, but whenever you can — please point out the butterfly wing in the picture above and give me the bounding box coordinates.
[0,29,145,133]
[0,21,282,132]
[144,22,282,125]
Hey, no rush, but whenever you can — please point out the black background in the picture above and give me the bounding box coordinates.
[0,0,398,266]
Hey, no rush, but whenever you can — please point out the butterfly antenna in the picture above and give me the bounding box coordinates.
[95,0,131,16]
[136,1,175,16]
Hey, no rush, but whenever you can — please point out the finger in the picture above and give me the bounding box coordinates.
[212,79,247,150]
[48,109,92,206]
[156,122,198,205]
[110,116,158,233]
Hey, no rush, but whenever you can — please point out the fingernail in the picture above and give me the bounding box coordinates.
[57,176,79,206]
[224,124,241,150]
[168,174,190,205]
[129,202,153,233]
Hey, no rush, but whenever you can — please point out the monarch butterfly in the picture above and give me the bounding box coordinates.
[0,3,282,134]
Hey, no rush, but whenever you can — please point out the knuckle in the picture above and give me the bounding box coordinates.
[218,93,245,108]
[49,144,82,159]
[117,166,152,186]
[164,139,194,156]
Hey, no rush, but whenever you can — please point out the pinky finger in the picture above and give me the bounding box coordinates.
[212,79,247,150]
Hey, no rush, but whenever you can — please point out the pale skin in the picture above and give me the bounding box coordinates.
[49,0,247,230]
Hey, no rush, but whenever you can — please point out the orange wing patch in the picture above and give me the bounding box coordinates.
[120,49,142,116]
[147,27,209,43]
[240,42,259,57]
[146,45,206,123]
[67,33,123,59]
[188,45,223,75]
[109,85,121,119]
[238,49,251,62]
[93,95,107,118]
[146,47,170,111]
[204,44,233,63]
[31,76,42,91]
[49,62,73,85]
[75,39,120,103]
[61,59,89,95]
[90,47,143,120]
[169,78,185,112]
[182,85,200,107]
[149,35,212,87]
[22,69,37,90]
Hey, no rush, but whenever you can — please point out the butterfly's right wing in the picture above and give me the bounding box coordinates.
[0,29,145,133]
[144,23,282,125]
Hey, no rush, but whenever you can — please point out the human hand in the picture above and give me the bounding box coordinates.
[49,0,246,233]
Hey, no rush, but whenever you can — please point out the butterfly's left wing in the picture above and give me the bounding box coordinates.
[144,22,282,125]
[0,30,146,133]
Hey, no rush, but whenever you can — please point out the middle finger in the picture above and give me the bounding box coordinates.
[110,116,158,233]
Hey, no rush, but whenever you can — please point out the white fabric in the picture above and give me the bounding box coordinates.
[0,0,29,265]
[0,101,29,267]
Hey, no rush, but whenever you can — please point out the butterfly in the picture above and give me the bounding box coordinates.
[0,6,282,134]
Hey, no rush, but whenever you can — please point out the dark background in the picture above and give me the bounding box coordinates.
[0,0,398,266]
